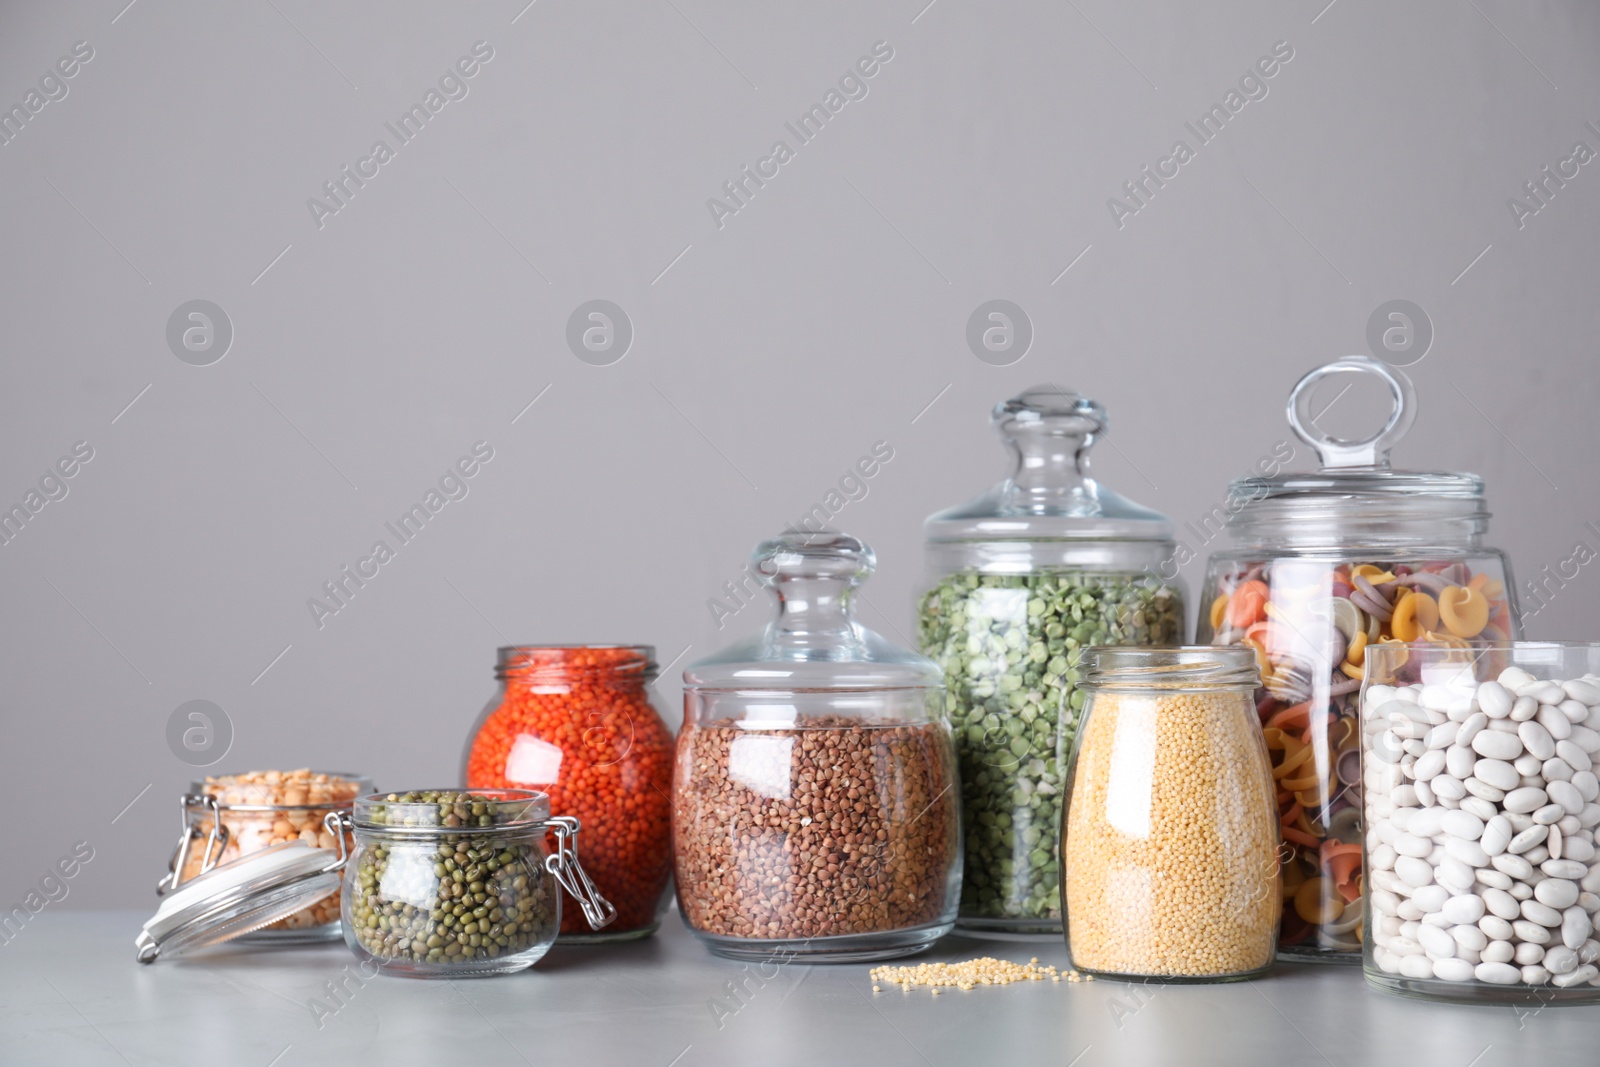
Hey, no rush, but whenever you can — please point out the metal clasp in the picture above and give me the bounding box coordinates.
[156,794,228,896]
[321,811,353,872]
[544,815,616,930]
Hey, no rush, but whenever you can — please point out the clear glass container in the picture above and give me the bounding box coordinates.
[1197,356,1521,960]
[157,770,370,943]
[340,789,615,978]
[677,530,961,962]
[1361,642,1600,1003]
[918,385,1185,934]
[1063,647,1279,981]
[463,646,674,942]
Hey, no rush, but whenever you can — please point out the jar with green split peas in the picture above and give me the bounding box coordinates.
[1196,356,1521,962]
[918,385,1185,935]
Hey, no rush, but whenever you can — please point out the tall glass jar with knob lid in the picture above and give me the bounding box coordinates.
[918,385,1185,935]
[1197,355,1522,961]
[677,530,961,962]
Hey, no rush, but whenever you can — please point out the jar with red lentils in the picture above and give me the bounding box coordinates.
[463,645,674,942]
[677,531,962,962]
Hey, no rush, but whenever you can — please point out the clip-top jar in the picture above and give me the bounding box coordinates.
[919,385,1185,934]
[340,789,615,977]
[157,770,370,943]
[1198,355,1522,960]
[677,531,961,962]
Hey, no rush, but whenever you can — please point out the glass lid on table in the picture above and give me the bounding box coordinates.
[137,823,349,963]
[1197,354,1521,962]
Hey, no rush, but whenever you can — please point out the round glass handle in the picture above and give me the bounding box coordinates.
[1286,354,1416,469]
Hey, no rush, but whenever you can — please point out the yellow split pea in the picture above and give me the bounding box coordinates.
[1064,691,1278,977]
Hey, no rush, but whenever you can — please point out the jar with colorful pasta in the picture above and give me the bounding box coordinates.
[1197,356,1521,961]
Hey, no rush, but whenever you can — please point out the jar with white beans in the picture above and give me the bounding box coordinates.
[1361,642,1600,1003]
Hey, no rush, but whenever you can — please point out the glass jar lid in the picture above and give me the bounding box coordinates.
[925,384,1174,543]
[683,530,941,691]
[136,837,344,963]
[1226,356,1488,547]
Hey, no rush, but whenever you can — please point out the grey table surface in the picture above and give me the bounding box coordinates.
[3,910,1596,1067]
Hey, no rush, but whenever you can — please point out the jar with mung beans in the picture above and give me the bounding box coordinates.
[1063,647,1280,981]
[338,789,615,977]
[919,386,1185,935]
[677,531,961,962]
[1198,356,1520,960]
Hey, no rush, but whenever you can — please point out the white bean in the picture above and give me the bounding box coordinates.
[1477,868,1513,891]
[1520,721,1557,760]
[1478,681,1514,718]
[1573,771,1600,802]
[1442,894,1486,925]
[1563,907,1594,950]
[1491,853,1534,881]
[1473,759,1519,791]
[1474,961,1521,984]
[1553,963,1600,987]
[1418,924,1456,959]
[1544,945,1580,974]
[1399,955,1435,979]
[1514,940,1545,965]
[1563,679,1600,705]
[1464,778,1506,803]
[1472,927,1510,953]
[1483,887,1521,920]
[1546,702,1580,736]
[1442,810,1485,840]
[1433,957,1475,982]
[1505,786,1550,814]
[1549,780,1585,816]
[1537,878,1580,910]
[1508,825,1549,855]
[1395,855,1434,888]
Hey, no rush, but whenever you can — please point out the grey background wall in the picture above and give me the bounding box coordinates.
[2,0,1598,909]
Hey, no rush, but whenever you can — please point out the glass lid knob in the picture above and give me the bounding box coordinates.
[1286,355,1417,470]
[991,384,1110,516]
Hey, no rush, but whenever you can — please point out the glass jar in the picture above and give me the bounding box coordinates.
[677,530,961,962]
[1198,356,1521,960]
[157,770,370,942]
[1361,642,1600,1003]
[1063,647,1279,981]
[340,789,615,977]
[919,385,1185,934]
[463,645,674,942]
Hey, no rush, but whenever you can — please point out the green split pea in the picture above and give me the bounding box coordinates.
[917,571,1182,926]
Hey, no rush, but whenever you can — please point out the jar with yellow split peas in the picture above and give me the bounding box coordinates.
[157,770,372,942]
[1196,356,1521,961]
